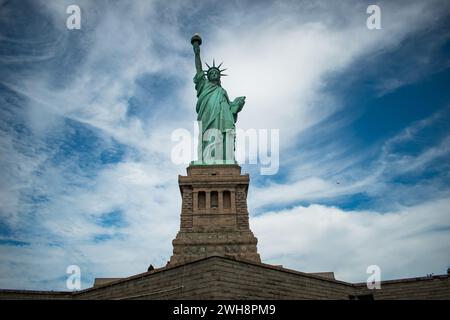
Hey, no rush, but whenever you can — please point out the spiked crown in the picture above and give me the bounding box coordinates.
[204,59,228,78]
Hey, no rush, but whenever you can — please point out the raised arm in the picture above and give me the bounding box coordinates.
[191,34,203,74]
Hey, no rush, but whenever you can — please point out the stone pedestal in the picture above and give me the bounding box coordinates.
[170,165,261,265]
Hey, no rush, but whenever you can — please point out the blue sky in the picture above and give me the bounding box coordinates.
[0,0,450,290]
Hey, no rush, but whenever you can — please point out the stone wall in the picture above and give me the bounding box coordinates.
[354,275,450,300]
[1,256,449,300]
[0,289,72,300]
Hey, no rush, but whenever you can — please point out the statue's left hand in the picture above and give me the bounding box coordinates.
[235,96,246,107]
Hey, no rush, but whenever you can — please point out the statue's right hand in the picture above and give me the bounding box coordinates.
[193,45,200,54]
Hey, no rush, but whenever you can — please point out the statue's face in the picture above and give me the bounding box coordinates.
[207,68,220,82]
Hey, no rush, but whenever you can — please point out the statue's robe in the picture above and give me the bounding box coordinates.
[194,71,242,134]
[194,71,243,162]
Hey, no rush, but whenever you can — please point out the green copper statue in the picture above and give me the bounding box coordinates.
[191,33,246,164]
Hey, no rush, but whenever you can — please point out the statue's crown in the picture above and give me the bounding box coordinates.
[204,59,228,77]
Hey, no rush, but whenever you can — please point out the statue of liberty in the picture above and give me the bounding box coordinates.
[191,34,246,164]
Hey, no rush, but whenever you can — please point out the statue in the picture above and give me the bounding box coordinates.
[191,33,246,164]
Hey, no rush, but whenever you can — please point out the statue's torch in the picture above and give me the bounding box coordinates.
[191,33,202,47]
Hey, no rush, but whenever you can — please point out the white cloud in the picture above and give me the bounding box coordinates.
[253,198,450,282]
[0,157,182,290]
[196,0,449,145]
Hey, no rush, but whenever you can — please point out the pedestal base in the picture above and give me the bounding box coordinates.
[169,164,261,265]
[171,230,260,265]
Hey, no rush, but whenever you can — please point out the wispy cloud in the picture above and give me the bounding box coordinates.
[250,107,450,211]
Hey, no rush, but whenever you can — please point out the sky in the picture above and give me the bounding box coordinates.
[0,0,449,290]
